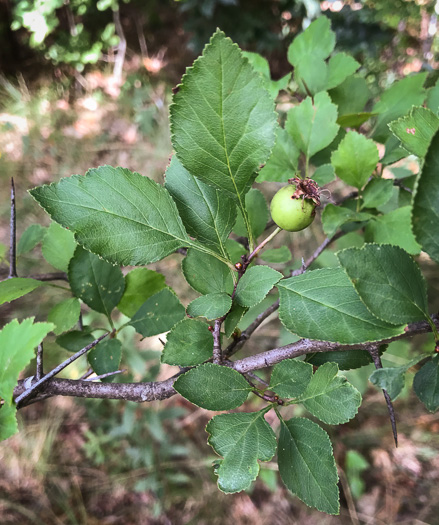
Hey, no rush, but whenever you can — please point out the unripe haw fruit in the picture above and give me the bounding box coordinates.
[270,177,320,232]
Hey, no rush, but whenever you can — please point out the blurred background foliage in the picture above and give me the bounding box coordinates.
[1,0,439,523]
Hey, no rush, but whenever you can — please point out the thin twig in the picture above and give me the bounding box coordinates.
[29,272,68,282]
[291,231,345,276]
[15,332,109,407]
[80,368,94,380]
[84,369,126,381]
[9,178,17,278]
[368,345,398,447]
[212,319,222,364]
[36,343,43,380]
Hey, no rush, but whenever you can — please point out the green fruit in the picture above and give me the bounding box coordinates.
[270,184,316,232]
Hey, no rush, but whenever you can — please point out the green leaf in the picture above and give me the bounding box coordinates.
[47,297,81,335]
[331,131,379,189]
[87,339,122,381]
[365,207,421,255]
[162,319,213,366]
[361,178,394,209]
[174,363,251,410]
[337,112,376,129]
[206,409,277,493]
[243,51,290,99]
[306,349,375,370]
[0,403,18,442]
[256,127,300,183]
[30,166,192,266]
[388,106,439,158]
[225,239,247,266]
[17,224,46,256]
[372,73,427,143]
[278,417,339,515]
[286,92,339,159]
[426,79,439,113]
[260,246,292,264]
[235,266,282,307]
[170,30,277,204]
[297,363,361,424]
[337,244,428,325]
[321,204,372,237]
[329,75,371,116]
[224,302,247,338]
[41,222,77,272]
[128,288,185,337]
[369,356,424,401]
[117,268,166,318]
[288,17,335,66]
[182,249,234,295]
[269,359,313,398]
[0,277,46,306]
[312,164,335,186]
[326,53,360,90]
[56,329,95,352]
[233,189,268,240]
[186,293,232,321]
[294,57,328,96]
[277,268,405,344]
[413,356,439,412]
[165,156,236,255]
[412,129,439,263]
[0,318,54,403]
[68,246,125,318]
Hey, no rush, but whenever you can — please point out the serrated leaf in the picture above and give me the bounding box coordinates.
[165,155,236,255]
[260,246,292,264]
[329,75,371,116]
[388,106,439,158]
[0,403,18,442]
[174,363,251,410]
[186,293,232,321]
[269,359,313,398]
[224,302,247,338]
[369,356,424,401]
[243,51,290,99]
[256,127,300,183]
[162,318,213,366]
[312,164,335,186]
[331,131,379,189]
[288,17,334,67]
[170,30,277,205]
[0,277,46,305]
[128,288,185,337]
[0,318,54,404]
[68,245,125,318]
[337,244,428,325]
[41,222,76,272]
[117,268,166,318]
[206,409,276,493]
[412,129,439,263]
[235,266,282,307]
[47,297,81,335]
[17,224,46,256]
[30,166,193,266]
[294,57,328,96]
[87,339,122,382]
[413,356,439,412]
[278,417,339,515]
[372,73,427,143]
[182,249,234,296]
[321,204,372,237]
[233,189,268,240]
[286,92,339,159]
[326,53,360,90]
[365,207,421,255]
[297,363,361,424]
[56,329,95,352]
[361,178,394,209]
[277,268,405,344]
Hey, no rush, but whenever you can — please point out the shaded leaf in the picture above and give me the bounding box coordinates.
[56,329,95,353]
[162,319,213,366]
[329,75,370,116]
[369,356,424,401]
[41,222,77,272]
[260,246,292,264]
[224,303,247,338]
[326,53,360,90]
[312,164,335,186]
[235,266,282,307]
[129,288,185,337]
[256,127,300,183]
[17,224,46,256]
[182,249,234,296]
[0,403,18,442]
[361,178,394,209]
[206,409,276,493]
[322,204,372,237]
[277,268,405,344]
[47,297,81,335]
[186,293,232,321]
[0,278,46,306]
[278,417,339,515]
[413,356,439,412]
[174,363,251,410]
[233,189,268,240]
[88,339,122,382]
[269,359,313,398]
[306,349,375,370]
[117,268,166,318]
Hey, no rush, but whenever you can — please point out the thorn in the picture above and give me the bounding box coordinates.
[9,178,17,278]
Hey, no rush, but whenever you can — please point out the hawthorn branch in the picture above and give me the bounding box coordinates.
[212,319,222,364]
[9,178,17,278]
[13,316,438,407]
[29,272,69,282]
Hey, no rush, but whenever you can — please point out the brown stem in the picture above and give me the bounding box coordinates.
[9,178,17,278]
